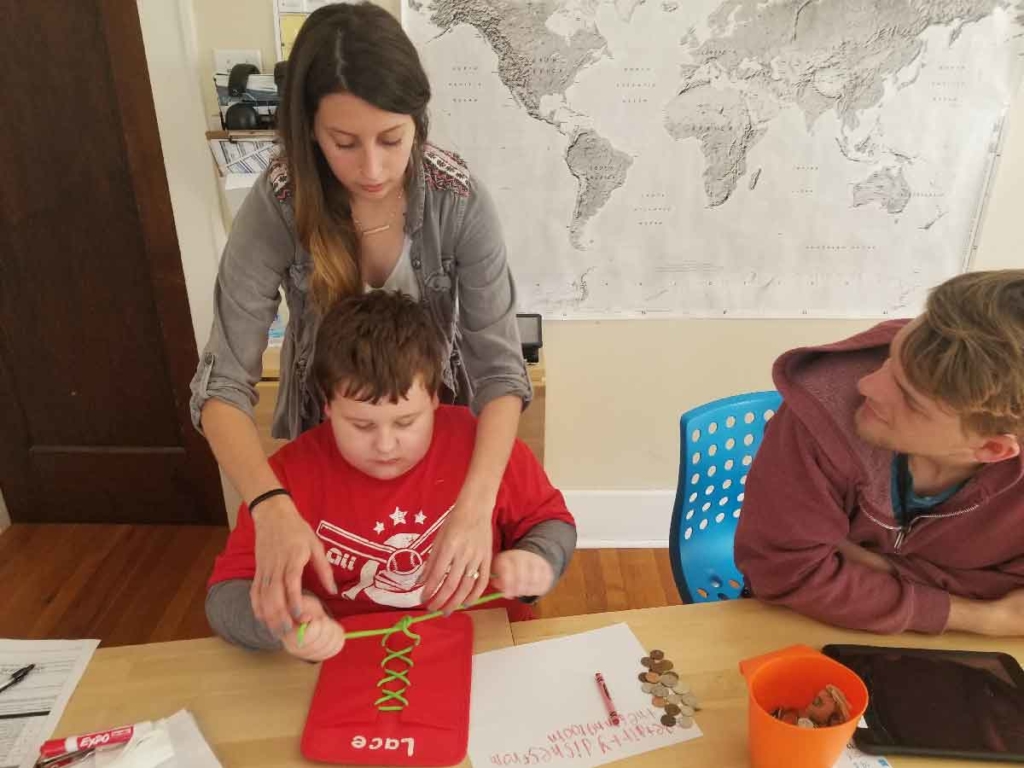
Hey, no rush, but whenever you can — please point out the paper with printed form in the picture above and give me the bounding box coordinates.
[834,722,891,768]
[0,638,99,768]
[836,745,892,768]
[469,623,701,768]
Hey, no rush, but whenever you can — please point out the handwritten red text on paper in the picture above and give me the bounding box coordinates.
[488,708,677,765]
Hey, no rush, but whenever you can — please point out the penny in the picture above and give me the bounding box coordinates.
[652,684,670,698]
[654,660,674,674]
[644,672,660,683]
[652,696,668,707]
[640,657,653,668]
[650,650,665,661]
[641,683,655,694]
[664,704,681,716]
[678,715,693,729]
[660,672,679,688]
[637,672,648,683]
[661,714,676,727]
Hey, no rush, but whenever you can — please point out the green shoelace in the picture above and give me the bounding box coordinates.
[304,592,505,712]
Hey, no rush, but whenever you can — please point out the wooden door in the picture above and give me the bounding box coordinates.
[0,0,226,524]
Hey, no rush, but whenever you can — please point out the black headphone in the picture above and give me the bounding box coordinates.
[228,63,260,97]
[274,61,288,94]
[224,103,260,130]
[224,63,262,130]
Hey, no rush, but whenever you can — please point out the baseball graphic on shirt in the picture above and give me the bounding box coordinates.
[315,506,451,609]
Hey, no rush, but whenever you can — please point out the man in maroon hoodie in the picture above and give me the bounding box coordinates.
[735,270,1024,635]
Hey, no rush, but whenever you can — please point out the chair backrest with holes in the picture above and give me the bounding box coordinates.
[668,391,782,603]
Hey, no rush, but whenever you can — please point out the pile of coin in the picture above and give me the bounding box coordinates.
[770,684,851,728]
[638,649,700,728]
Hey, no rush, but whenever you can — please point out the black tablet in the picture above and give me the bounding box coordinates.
[822,644,1024,762]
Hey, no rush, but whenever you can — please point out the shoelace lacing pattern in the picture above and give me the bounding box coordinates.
[337,592,506,712]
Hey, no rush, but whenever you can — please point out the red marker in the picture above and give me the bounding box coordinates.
[38,722,151,760]
[595,672,621,726]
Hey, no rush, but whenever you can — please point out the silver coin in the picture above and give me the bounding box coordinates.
[641,683,655,694]
[652,684,670,698]
[678,715,694,729]
[681,692,699,708]
[674,681,692,694]
[666,693,683,706]
[797,718,815,729]
[678,704,695,717]
[659,672,680,688]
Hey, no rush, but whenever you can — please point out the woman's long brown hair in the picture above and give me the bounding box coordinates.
[277,2,431,314]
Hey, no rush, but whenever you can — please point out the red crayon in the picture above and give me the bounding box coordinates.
[595,672,621,726]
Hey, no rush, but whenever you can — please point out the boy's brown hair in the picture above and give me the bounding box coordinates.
[901,270,1024,437]
[313,291,444,404]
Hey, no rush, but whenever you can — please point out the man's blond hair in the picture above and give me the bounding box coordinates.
[901,270,1024,438]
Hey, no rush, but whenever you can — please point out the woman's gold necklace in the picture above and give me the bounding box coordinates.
[352,189,405,237]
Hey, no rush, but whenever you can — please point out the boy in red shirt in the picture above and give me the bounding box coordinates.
[206,291,575,661]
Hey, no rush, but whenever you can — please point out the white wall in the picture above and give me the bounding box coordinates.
[138,0,227,349]
[139,0,236,523]
[179,1,1021,542]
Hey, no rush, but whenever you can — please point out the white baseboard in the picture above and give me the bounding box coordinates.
[563,489,676,548]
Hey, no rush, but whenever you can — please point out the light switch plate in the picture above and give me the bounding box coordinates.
[214,49,263,74]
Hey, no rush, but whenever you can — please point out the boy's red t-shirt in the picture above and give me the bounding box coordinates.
[209,405,573,621]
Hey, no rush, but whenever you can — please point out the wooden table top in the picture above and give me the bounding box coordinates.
[51,599,1024,767]
[511,599,1024,768]
[53,609,512,768]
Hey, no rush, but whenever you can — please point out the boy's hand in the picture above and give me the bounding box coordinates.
[492,550,555,599]
[281,595,345,662]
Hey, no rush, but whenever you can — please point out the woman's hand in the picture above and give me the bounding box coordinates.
[281,595,346,662]
[250,494,338,637]
[420,395,522,614]
[420,491,495,614]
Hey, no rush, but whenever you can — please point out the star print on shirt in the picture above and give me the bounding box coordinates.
[373,521,385,534]
[389,507,408,526]
[414,511,427,525]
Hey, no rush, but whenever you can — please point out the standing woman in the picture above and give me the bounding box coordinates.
[190,2,530,636]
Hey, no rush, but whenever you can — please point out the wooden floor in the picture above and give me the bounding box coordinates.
[0,525,682,647]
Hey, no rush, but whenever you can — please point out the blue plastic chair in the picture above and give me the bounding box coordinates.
[668,391,783,603]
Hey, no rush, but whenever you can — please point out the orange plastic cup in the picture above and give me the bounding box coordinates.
[739,645,869,768]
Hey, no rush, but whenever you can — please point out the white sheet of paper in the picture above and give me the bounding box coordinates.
[835,742,892,768]
[469,623,702,768]
[0,638,99,768]
[87,710,222,768]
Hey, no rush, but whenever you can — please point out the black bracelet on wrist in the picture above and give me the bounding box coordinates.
[248,487,290,513]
